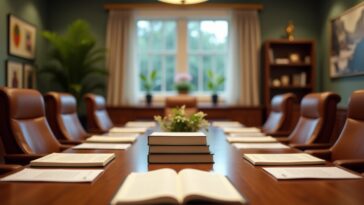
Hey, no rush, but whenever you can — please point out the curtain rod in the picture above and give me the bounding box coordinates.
[104,3,263,11]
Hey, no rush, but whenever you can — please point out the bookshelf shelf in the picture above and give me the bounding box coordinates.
[264,39,315,109]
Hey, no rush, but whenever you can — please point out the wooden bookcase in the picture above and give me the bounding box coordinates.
[264,39,316,108]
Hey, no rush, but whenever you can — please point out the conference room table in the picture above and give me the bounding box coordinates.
[0,127,364,205]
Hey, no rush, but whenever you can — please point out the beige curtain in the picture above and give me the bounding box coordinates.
[229,10,261,106]
[106,10,137,106]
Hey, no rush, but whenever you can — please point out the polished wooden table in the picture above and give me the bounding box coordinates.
[0,127,364,205]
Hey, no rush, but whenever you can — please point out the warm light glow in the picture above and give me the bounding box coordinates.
[159,0,208,5]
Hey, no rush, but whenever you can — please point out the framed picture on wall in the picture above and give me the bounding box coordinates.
[6,60,24,88]
[8,14,37,60]
[23,64,36,88]
[330,2,364,78]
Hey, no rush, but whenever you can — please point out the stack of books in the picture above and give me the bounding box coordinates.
[148,132,213,163]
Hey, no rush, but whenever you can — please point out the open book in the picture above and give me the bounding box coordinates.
[110,168,246,205]
[263,167,362,180]
[243,153,326,165]
[86,136,137,143]
[30,153,115,167]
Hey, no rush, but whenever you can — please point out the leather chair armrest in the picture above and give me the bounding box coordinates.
[334,159,364,173]
[274,137,290,144]
[59,139,82,145]
[4,154,45,165]
[0,164,22,175]
[60,144,74,151]
[305,149,332,160]
[290,143,332,151]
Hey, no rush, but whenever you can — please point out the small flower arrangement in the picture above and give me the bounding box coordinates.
[175,73,192,93]
[154,106,209,132]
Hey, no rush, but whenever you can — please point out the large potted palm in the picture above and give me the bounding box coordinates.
[39,19,107,110]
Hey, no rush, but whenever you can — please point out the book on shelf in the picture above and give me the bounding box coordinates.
[292,72,307,87]
[109,127,147,134]
[86,136,137,143]
[72,143,131,150]
[263,167,362,180]
[227,136,277,143]
[268,48,274,63]
[0,168,104,183]
[148,132,207,145]
[30,153,115,167]
[275,58,289,64]
[233,143,289,149]
[110,168,246,205]
[243,153,326,166]
[148,153,213,164]
[149,145,210,154]
[124,121,156,128]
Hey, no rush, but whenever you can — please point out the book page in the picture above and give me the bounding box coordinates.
[0,168,103,182]
[150,132,206,137]
[109,127,147,133]
[72,143,131,150]
[233,143,289,149]
[86,136,137,143]
[227,136,277,143]
[111,169,181,205]
[178,169,246,204]
[263,167,362,180]
[243,153,326,165]
[30,153,115,167]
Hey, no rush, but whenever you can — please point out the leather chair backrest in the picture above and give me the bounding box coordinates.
[44,92,88,141]
[0,88,61,154]
[165,95,197,116]
[262,93,296,134]
[288,92,341,144]
[331,90,364,160]
[84,94,113,133]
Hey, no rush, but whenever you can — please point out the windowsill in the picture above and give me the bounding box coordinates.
[138,93,226,105]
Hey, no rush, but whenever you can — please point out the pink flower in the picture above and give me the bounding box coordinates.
[175,73,192,83]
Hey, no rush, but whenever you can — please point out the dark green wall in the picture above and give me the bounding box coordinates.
[320,0,364,107]
[0,0,47,86]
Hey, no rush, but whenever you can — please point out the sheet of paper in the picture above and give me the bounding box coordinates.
[125,121,156,128]
[233,143,289,149]
[72,143,131,150]
[150,132,206,137]
[243,153,326,165]
[86,136,137,143]
[263,167,362,180]
[0,168,104,182]
[223,127,261,134]
[30,153,115,167]
[98,133,139,138]
[109,127,147,134]
[229,133,267,137]
[227,136,277,143]
[212,121,243,128]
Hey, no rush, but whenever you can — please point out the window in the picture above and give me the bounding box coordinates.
[136,15,229,97]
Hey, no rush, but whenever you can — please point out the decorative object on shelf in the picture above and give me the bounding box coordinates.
[140,69,158,105]
[304,56,311,64]
[330,2,364,78]
[23,64,36,88]
[8,14,37,60]
[280,75,290,86]
[158,0,208,5]
[154,106,208,132]
[272,78,281,87]
[206,69,225,105]
[285,20,295,41]
[6,60,23,88]
[39,19,108,105]
[175,72,192,94]
[289,53,300,63]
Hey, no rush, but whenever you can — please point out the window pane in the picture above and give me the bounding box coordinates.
[166,55,176,91]
[165,22,176,50]
[188,21,200,51]
[151,55,162,91]
[202,56,212,91]
[188,55,199,91]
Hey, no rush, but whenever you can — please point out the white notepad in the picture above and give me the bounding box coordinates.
[72,143,131,150]
[30,153,115,167]
[233,143,289,149]
[0,168,103,182]
[227,136,277,143]
[229,133,267,137]
[100,133,139,138]
[150,132,206,137]
[212,121,243,128]
[86,136,137,143]
[243,153,326,165]
[124,121,156,128]
[109,127,147,134]
[263,167,362,180]
[223,127,261,134]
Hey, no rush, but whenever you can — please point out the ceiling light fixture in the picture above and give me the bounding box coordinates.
[158,0,208,5]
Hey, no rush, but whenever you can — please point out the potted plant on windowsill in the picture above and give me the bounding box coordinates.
[207,69,225,105]
[175,73,192,95]
[140,69,157,105]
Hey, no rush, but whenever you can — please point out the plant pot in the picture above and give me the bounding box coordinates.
[178,90,189,95]
[146,94,152,105]
[212,94,218,105]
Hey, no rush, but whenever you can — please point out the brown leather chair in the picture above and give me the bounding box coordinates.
[0,137,21,175]
[262,93,296,135]
[44,92,89,144]
[165,95,197,116]
[0,88,68,165]
[278,92,341,150]
[84,94,113,133]
[307,90,364,173]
